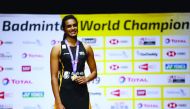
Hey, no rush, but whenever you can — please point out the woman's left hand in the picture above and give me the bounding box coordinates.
[75,76,88,84]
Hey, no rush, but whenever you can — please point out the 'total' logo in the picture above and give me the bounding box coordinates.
[168,102,177,108]
[109,39,119,45]
[0,91,5,99]
[167,51,176,57]
[22,66,31,72]
[110,64,119,70]
[111,89,120,96]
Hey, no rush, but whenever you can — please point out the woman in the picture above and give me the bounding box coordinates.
[50,14,97,109]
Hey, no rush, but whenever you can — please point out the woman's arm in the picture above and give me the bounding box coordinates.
[85,44,97,82]
[50,44,65,109]
[75,44,97,84]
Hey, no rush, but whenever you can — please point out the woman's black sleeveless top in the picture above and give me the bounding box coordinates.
[58,40,90,109]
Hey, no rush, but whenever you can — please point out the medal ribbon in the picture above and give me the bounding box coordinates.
[65,40,79,74]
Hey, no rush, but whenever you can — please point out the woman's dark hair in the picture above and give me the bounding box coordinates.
[61,15,78,40]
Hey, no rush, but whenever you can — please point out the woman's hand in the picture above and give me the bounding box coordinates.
[75,76,88,84]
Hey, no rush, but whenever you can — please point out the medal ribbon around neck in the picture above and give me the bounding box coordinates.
[65,40,79,75]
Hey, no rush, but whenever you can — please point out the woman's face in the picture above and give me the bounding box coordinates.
[64,19,78,38]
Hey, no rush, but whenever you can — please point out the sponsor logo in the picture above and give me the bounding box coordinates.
[166,51,186,57]
[23,104,41,109]
[167,51,176,57]
[166,89,186,96]
[0,40,13,46]
[23,40,42,46]
[139,63,154,71]
[168,102,177,108]
[0,52,12,60]
[109,39,119,45]
[0,40,3,46]
[109,64,128,71]
[110,102,129,109]
[63,71,70,79]
[60,71,85,79]
[0,66,13,72]
[79,52,85,56]
[2,78,32,85]
[137,51,158,56]
[165,64,187,70]
[177,52,186,55]
[0,66,4,72]
[138,103,143,108]
[128,77,148,83]
[137,103,158,108]
[0,91,5,99]
[51,40,61,45]
[109,38,128,45]
[166,50,186,57]
[137,90,146,96]
[119,76,126,84]
[22,91,44,98]
[139,37,156,45]
[0,104,13,109]
[22,53,43,58]
[0,91,13,99]
[22,66,31,72]
[165,38,187,44]
[89,92,102,96]
[21,65,43,71]
[82,38,96,44]
[110,89,128,97]
[165,38,170,44]
[168,102,187,108]
[111,89,121,97]
[168,75,185,83]
[63,52,70,55]
[90,77,101,84]
[2,78,10,85]
[107,51,128,58]
[22,53,27,58]
[119,76,148,83]
[110,64,119,70]
[137,89,159,97]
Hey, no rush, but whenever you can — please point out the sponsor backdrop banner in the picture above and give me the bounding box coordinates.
[0,13,190,109]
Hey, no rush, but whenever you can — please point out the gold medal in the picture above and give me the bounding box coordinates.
[71,74,78,81]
